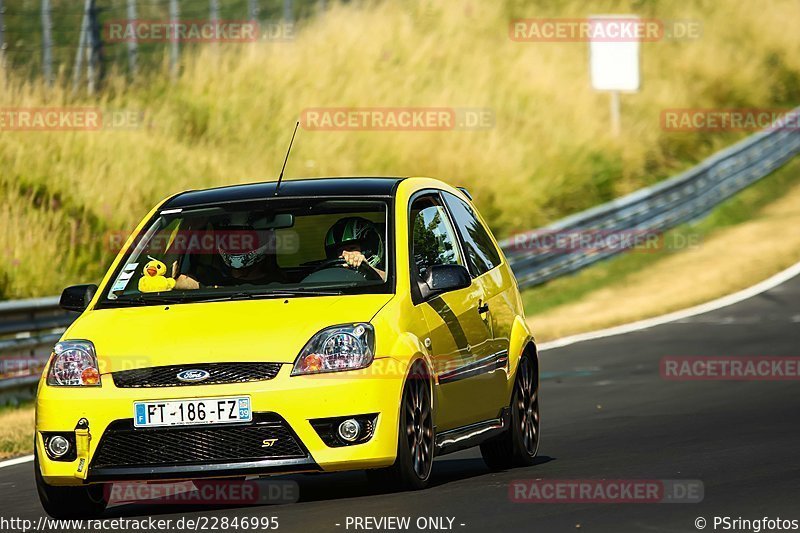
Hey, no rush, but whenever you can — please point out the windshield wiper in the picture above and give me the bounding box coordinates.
[197,288,345,302]
[106,287,346,306]
[108,294,189,306]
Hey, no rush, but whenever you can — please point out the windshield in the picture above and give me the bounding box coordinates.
[99,198,392,308]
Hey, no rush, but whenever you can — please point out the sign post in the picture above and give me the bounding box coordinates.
[589,15,641,136]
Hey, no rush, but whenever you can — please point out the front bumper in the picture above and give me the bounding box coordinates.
[36,359,406,486]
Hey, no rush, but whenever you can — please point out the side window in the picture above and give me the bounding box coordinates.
[409,195,464,283]
[442,192,502,277]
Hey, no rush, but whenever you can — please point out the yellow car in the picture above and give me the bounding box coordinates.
[35,177,540,517]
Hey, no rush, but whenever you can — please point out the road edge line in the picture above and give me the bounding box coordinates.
[0,455,33,469]
[538,259,800,352]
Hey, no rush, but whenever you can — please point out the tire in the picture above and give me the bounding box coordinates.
[35,449,107,519]
[480,354,539,470]
[367,361,434,490]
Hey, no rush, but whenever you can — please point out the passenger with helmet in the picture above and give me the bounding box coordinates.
[324,216,386,281]
[172,216,284,290]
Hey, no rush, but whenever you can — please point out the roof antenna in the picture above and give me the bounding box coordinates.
[274,121,300,197]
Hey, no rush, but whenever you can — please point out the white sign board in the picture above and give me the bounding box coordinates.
[589,15,640,92]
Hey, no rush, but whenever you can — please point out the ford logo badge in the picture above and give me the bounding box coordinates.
[176,369,211,383]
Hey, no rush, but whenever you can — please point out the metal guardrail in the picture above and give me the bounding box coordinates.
[2,111,800,400]
[0,297,75,402]
[501,109,800,288]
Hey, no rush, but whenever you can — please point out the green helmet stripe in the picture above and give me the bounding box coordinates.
[343,219,358,242]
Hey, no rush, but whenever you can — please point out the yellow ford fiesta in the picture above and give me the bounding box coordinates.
[35,177,540,517]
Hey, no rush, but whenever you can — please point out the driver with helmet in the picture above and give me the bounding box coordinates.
[324,216,386,280]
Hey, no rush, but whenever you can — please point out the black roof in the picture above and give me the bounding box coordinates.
[163,177,406,209]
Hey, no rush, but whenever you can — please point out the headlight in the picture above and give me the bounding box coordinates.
[47,340,101,386]
[292,324,374,375]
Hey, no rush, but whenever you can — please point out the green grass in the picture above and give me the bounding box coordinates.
[521,156,800,316]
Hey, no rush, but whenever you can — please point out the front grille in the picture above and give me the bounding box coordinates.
[112,362,282,388]
[91,413,306,468]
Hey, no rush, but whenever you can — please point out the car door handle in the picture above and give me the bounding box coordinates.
[477,302,489,314]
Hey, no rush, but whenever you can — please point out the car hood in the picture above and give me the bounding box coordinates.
[64,294,394,372]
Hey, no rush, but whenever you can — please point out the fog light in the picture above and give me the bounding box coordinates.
[47,435,70,458]
[337,419,361,442]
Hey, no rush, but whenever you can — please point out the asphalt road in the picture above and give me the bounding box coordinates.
[2,273,799,532]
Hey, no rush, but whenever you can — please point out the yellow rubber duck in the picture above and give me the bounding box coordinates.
[138,259,176,293]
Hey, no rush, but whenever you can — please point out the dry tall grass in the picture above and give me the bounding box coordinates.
[0,405,34,459]
[1,0,799,297]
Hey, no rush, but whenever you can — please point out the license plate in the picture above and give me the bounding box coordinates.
[134,396,251,428]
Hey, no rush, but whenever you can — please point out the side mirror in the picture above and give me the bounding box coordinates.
[424,264,471,297]
[59,284,98,312]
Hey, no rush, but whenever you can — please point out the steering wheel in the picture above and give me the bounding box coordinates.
[314,257,348,270]
[312,257,382,281]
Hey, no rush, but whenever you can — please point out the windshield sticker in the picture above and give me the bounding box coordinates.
[111,276,132,293]
[110,267,137,293]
